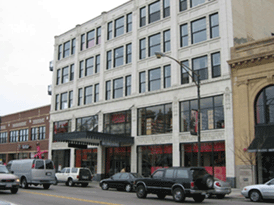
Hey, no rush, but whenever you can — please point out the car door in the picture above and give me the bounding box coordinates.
[109,173,121,188]
[262,179,274,199]
[64,168,71,182]
[57,168,66,182]
[147,170,164,193]
[119,173,130,189]
[161,168,175,193]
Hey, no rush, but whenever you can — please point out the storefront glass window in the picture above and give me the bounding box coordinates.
[76,115,98,132]
[53,120,71,134]
[75,149,97,174]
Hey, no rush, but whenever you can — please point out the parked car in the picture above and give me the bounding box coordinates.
[133,167,214,203]
[241,178,274,202]
[206,177,231,199]
[6,159,55,189]
[55,167,93,187]
[100,172,143,192]
[0,165,20,194]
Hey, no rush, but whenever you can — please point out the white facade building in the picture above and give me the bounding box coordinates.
[49,0,274,187]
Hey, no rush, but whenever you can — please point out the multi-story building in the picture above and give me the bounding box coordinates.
[228,36,274,188]
[0,105,50,163]
[49,0,274,187]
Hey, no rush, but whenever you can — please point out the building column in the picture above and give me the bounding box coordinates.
[70,148,75,167]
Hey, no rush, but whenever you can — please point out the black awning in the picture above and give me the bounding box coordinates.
[53,131,134,147]
[248,137,274,152]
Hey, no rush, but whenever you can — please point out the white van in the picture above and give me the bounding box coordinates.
[6,159,55,189]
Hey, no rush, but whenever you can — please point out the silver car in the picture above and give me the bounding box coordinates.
[241,178,274,202]
[206,177,231,199]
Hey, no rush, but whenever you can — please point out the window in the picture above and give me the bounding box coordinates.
[87,30,95,48]
[181,60,189,84]
[164,65,171,88]
[107,22,113,40]
[31,128,38,141]
[0,132,7,144]
[191,17,206,44]
[10,131,18,142]
[138,103,172,135]
[149,1,160,24]
[53,120,71,134]
[126,43,132,64]
[115,16,124,37]
[63,41,70,58]
[114,46,124,67]
[180,95,224,132]
[107,51,112,70]
[62,66,69,83]
[149,68,161,91]
[78,88,83,106]
[96,27,101,44]
[190,0,205,8]
[164,30,170,52]
[210,13,219,38]
[70,64,74,81]
[95,55,100,73]
[106,80,111,100]
[163,0,170,18]
[165,169,174,178]
[139,72,146,93]
[94,84,99,102]
[79,61,84,78]
[19,129,28,142]
[61,92,68,110]
[149,33,160,57]
[56,69,61,85]
[76,115,98,131]
[192,55,208,81]
[140,7,146,27]
[125,75,131,96]
[113,78,123,99]
[71,38,76,55]
[140,38,146,59]
[81,34,85,51]
[39,127,45,140]
[179,0,187,11]
[84,85,93,105]
[69,91,73,108]
[211,52,221,78]
[85,57,94,76]
[180,24,188,47]
[55,94,59,111]
[58,44,62,60]
[127,13,132,32]
[153,170,164,179]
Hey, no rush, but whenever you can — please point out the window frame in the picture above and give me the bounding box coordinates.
[60,92,68,110]
[163,30,171,52]
[140,7,146,27]
[139,71,146,93]
[107,22,113,40]
[149,1,161,24]
[139,38,146,59]
[163,0,170,18]
[180,23,188,47]
[62,66,69,84]
[96,27,101,45]
[107,50,112,70]
[114,46,124,68]
[95,54,100,73]
[164,64,171,88]
[106,80,111,100]
[191,17,207,44]
[210,13,219,39]
[85,57,94,76]
[114,16,124,38]
[63,41,70,58]
[149,33,161,57]
[126,13,132,32]
[94,84,99,103]
[125,75,131,96]
[87,30,95,49]
[126,43,132,64]
[78,88,83,106]
[149,67,161,92]
[84,85,93,105]
[211,52,221,78]
[179,0,187,12]
[113,78,123,99]
[69,90,73,108]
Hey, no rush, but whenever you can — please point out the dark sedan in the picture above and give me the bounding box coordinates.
[100,173,143,192]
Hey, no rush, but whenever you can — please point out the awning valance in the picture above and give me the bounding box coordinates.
[248,137,274,152]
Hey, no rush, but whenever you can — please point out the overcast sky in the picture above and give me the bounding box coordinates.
[0,0,129,116]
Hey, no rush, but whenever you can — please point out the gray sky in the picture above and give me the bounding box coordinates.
[0,0,129,116]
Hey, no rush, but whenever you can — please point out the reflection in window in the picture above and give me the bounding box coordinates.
[140,38,146,59]
[139,72,146,93]
[164,30,170,52]
[104,110,131,135]
[115,17,124,37]
[62,66,69,83]
[140,7,146,27]
[63,41,70,58]
[87,30,95,48]
[114,46,124,67]
[53,120,71,134]
[149,68,161,91]
[164,65,171,88]
[84,86,93,105]
[113,78,123,99]
[210,13,219,38]
[76,115,98,132]
[163,0,170,18]
[180,24,188,47]
[192,55,208,81]
[125,75,131,96]
[179,0,187,11]
[149,1,160,23]
[191,18,206,44]
[60,92,68,110]
[181,60,189,84]
[211,52,221,78]
[190,0,205,8]
[85,57,94,76]
[149,33,160,57]
[127,13,132,32]
[107,22,113,40]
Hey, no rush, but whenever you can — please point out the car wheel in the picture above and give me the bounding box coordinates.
[216,194,225,199]
[193,194,205,202]
[101,182,109,190]
[21,178,28,189]
[125,184,132,192]
[10,188,18,194]
[157,194,166,199]
[203,174,214,189]
[81,183,88,187]
[68,178,74,187]
[173,187,185,202]
[250,190,262,202]
[43,184,50,189]
[136,185,147,198]
[53,177,58,185]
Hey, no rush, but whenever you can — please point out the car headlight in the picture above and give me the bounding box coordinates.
[16,178,20,183]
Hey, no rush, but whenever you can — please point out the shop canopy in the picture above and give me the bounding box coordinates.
[248,136,274,152]
[53,131,134,149]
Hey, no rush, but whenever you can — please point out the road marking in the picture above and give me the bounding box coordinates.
[21,191,123,205]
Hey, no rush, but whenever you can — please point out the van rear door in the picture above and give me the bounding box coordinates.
[32,160,55,182]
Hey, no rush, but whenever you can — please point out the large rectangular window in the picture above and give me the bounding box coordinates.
[190,0,205,8]
[19,129,28,142]
[149,1,160,24]
[192,55,208,81]
[210,13,219,38]
[163,0,170,18]
[107,22,113,40]
[78,88,83,106]
[95,55,100,73]
[62,66,69,84]
[85,57,94,76]
[107,51,112,70]
[181,60,189,84]
[96,27,101,45]
[140,7,146,27]
[191,17,206,44]
[0,132,7,144]
[106,81,111,100]
[70,64,74,81]
[126,43,132,64]
[39,126,46,140]
[180,95,224,132]
[179,0,187,11]
[87,30,95,48]
[79,61,84,78]
[69,91,73,108]
[180,24,188,47]
[63,41,70,58]
[115,16,124,37]
[211,52,221,78]
[113,78,123,99]
[149,68,161,91]
[125,75,131,96]
[53,120,71,134]
[164,30,170,52]
[94,84,99,103]
[76,115,98,132]
[61,92,68,110]
[104,110,131,135]
[139,72,146,93]
[84,85,93,105]
[164,65,171,88]
[149,33,160,57]
[114,46,124,67]
[31,128,38,141]
[127,13,132,32]
[140,38,146,59]
[138,103,172,135]
[81,34,85,51]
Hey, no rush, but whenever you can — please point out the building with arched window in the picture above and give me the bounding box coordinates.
[229,36,274,188]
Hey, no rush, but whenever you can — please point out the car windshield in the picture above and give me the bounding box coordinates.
[0,165,9,174]
[265,178,274,185]
[131,173,144,178]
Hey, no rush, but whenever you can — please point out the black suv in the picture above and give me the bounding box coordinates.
[133,167,214,203]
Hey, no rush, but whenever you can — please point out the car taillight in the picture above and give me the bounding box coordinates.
[215,182,221,187]
[191,181,195,189]
[91,175,93,179]
[32,164,35,169]
[77,175,79,179]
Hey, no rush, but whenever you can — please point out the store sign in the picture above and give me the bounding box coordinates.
[101,141,120,147]
[20,144,31,150]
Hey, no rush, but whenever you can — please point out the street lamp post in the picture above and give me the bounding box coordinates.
[155,52,201,167]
